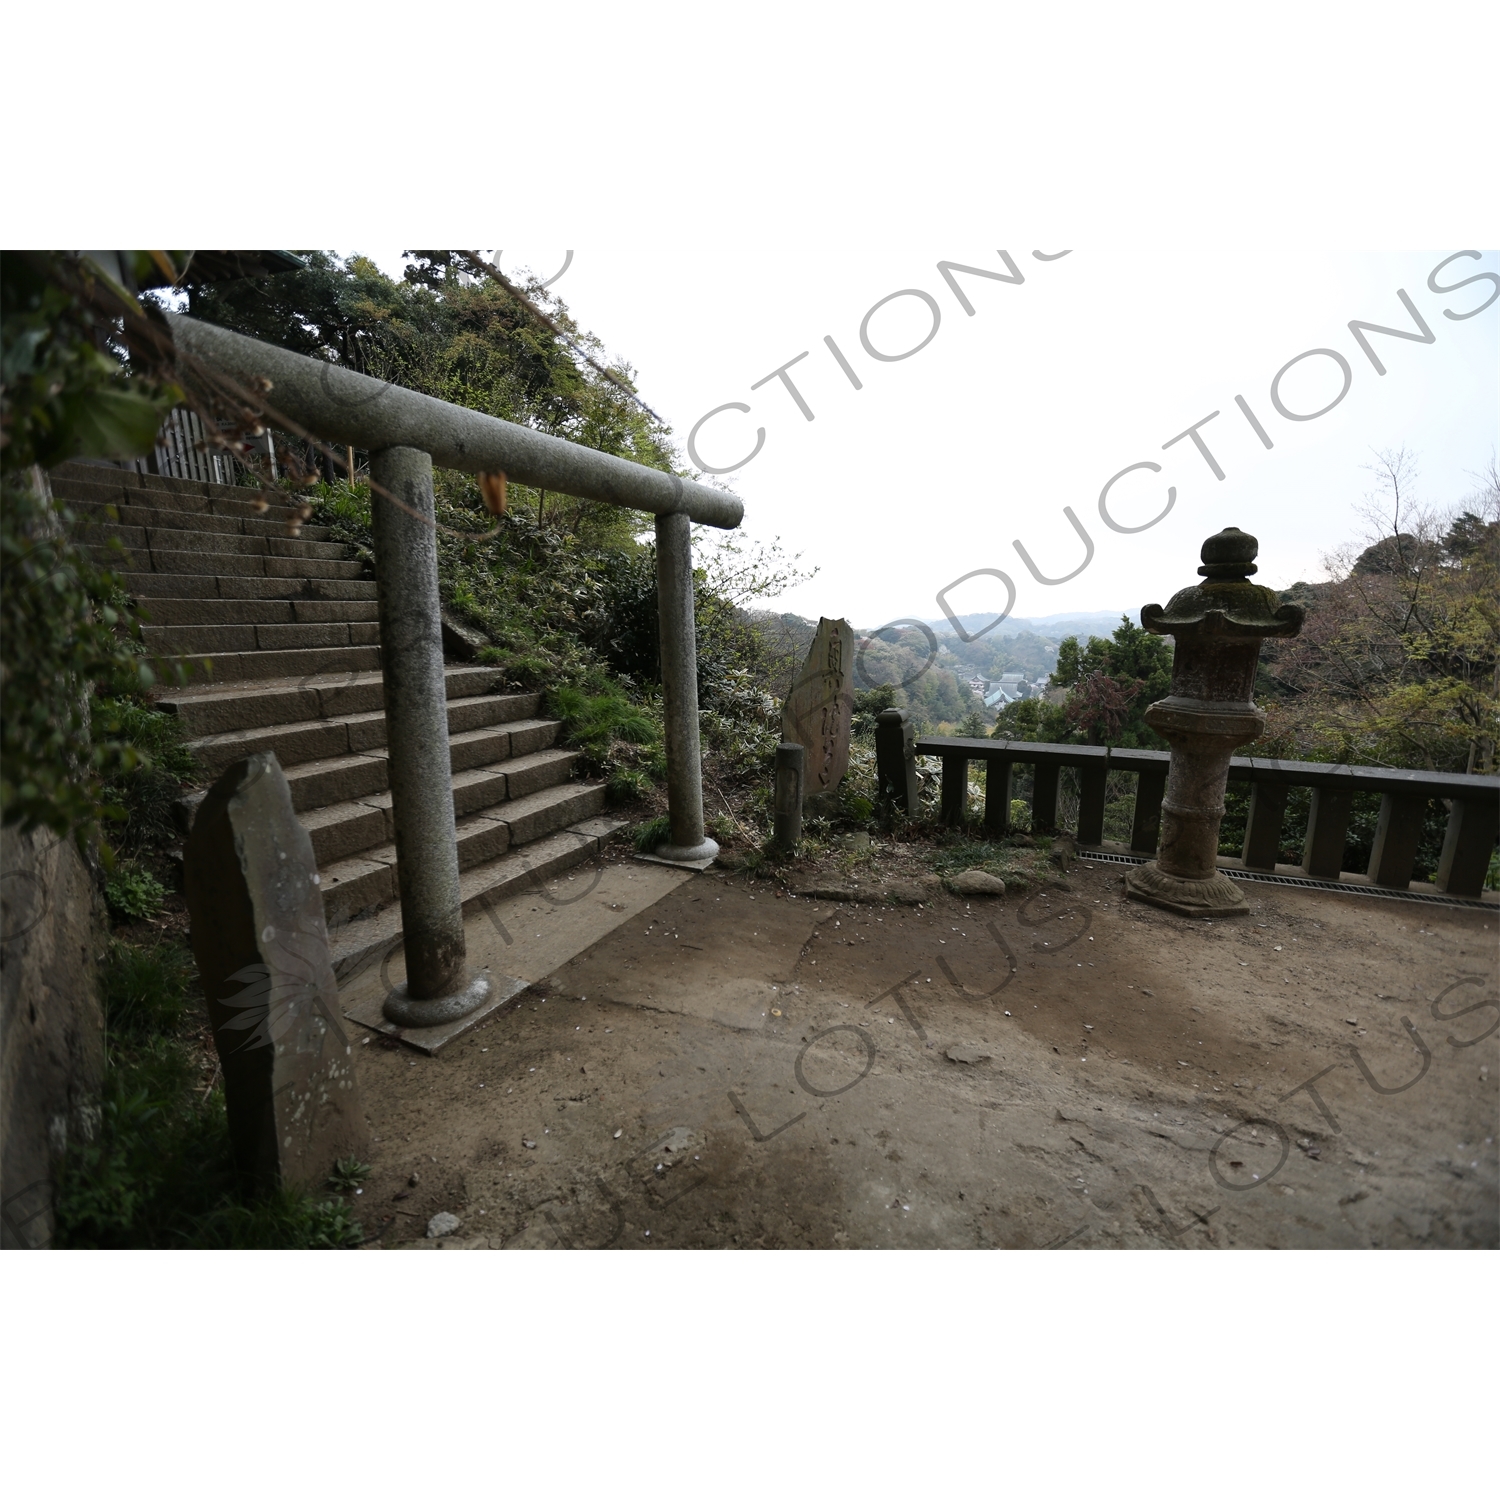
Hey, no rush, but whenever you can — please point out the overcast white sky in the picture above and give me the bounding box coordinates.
[15,0,1500,1467]
[360,247,1498,631]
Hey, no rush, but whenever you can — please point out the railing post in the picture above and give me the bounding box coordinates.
[940,753,968,826]
[1131,764,1167,854]
[1241,779,1289,870]
[369,446,489,1025]
[653,510,718,864]
[1435,798,1496,897]
[1032,761,1060,833]
[875,708,919,815]
[773,741,805,852]
[1302,788,1354,880]
[1367,792,1429,888]
[1076,761,1107,845]
[984,758,1012,836]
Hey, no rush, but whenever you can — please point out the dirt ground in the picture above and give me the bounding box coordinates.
[341,846,1499,1249]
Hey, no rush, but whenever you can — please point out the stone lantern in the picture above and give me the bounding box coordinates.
[1124,527,1303,917]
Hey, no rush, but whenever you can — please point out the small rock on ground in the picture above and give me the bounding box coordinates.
[948,869,1009,897]
[1049,833,1079,868]
[426,1211,462,1238]
[945,1044,993,1064]
[657,1125,703,1161]
[883,874,944,905]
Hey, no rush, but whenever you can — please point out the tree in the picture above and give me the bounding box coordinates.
[187,251,679,545]
[2,253,182,848]
[1065,671,1142,745]
[1048,615,1171,747]
[1257,449,1499,773]
[989,695,1070,743]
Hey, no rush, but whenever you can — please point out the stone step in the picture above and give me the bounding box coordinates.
[314,777,592,927]
[205,737,573,825]
[187,699,555,779]
[85,521,353,562]
[58,480,305,527]
[318,805,519,927]
[143,620,382,656]
[168,644,383,684]
[51,462,292,516]
[54,474,280,522]
[177,746,582,916]
[328,815,627,985]
[284,750,391,812]
[69,497,335,543]
[122,571,379,602]
[56,457,237,488]
[292,748,579,862]
[447,724,531,774]
[300,798,392,868]
[99,544,366,580]
[159,665,517,736]
[136,597,382,628]
[482,774,601,843]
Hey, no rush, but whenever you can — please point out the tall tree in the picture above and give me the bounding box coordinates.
[1046,615,1172,747]
[187,251,679,541]
[1257,449,1499,773]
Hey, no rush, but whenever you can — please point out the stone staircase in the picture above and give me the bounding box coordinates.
[55,459,625,980]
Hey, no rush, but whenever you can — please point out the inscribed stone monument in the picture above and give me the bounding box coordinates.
[184,753,367,1189]
[782,617,855,814]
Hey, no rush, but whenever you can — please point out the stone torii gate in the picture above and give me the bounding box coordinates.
[167,313,742,1028]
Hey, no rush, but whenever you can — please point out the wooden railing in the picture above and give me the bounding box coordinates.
[874,718,1500,899]
[113,404,277,486]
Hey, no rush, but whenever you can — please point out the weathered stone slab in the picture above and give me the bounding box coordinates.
[787,873,943,905]
[782,617,855,812]
[1,824,104,1250]
[185,752,367,1190]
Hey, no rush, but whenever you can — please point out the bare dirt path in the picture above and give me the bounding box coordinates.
[345,850,1499,1249]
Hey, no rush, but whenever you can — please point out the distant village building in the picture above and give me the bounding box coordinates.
[982,672,1037,709]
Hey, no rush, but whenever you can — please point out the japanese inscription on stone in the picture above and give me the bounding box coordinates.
[184,752,367,1189]
[782,617,855,799]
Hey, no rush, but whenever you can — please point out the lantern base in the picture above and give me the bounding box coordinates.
[1124,860,1249,919]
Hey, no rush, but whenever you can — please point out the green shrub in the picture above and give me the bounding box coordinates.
[549,683,660,769]
[851,683,897,739]
[633,814,673,852]
[327,1157,372,1193]
[55,1076,362,1248]
[2,255,182,853]
[101,938,193,1042]
[104,866,167,920]
[56,962,365,1249]
[54,1054,363,1249]
[95,696,196,851]
[607,767,653,804]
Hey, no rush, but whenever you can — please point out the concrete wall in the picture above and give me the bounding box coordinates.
[0,825,104,1249]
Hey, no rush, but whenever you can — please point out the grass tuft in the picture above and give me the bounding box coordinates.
[633,814,673,852]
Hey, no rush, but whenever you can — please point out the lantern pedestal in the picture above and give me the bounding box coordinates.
[1123,527,1303,920]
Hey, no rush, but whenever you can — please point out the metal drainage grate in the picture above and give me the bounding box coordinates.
[1075,850,1496,911]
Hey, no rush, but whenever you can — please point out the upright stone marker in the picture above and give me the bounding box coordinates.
[782,617,855,815]
[185,753,367,1190]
